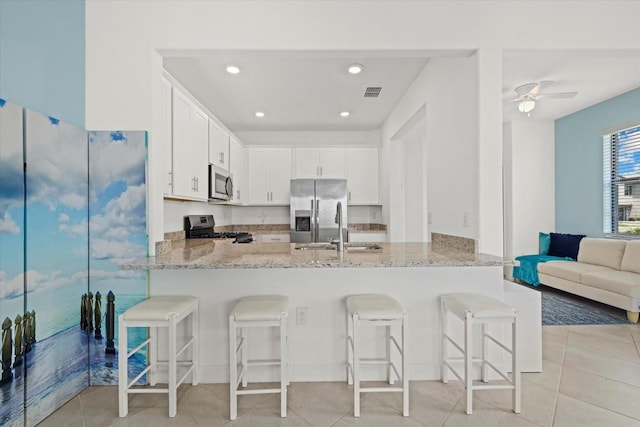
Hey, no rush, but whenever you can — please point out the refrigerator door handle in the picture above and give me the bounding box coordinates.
[310,199,315,242]
[315,200,320,242]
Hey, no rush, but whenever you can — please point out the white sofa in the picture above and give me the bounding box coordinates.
[537,238,640,323]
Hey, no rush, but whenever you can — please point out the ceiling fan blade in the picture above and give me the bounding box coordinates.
[537,91,578,99]
[530,80,554,96]
[515,83,537,97]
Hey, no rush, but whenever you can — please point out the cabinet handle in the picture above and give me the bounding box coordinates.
[168,172,172,187]
[320,166,323,176]
[317,166,320,176]
[219,152,224,164]
[237,190,240,199]
[194,176,199,192]
[348,191,351,201]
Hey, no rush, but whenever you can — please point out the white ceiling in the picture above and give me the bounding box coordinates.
[163,50,640,133]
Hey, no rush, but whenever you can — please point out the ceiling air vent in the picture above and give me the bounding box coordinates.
[364,87,382,98]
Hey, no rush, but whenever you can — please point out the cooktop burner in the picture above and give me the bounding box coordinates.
[212,232,250,239]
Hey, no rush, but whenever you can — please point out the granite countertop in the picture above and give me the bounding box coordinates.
[121,240,505,270]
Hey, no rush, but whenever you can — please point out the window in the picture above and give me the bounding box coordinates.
[603,125,640,234]
[625,184,633,196]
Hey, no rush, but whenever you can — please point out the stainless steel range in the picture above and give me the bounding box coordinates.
[183,215,252,242]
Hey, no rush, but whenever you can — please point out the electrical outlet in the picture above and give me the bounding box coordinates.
[428,212,432,225]
[296,307,308,326]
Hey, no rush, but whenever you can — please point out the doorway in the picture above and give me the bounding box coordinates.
[392,105,427,242]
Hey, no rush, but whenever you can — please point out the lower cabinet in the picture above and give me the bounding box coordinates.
[255,233,290,243]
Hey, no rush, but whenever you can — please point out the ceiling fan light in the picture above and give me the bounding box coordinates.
[518,99,536,113]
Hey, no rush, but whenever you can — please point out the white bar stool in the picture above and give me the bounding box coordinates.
[118,295,198,418]
[440,293,520,415]
[229,295,289,420]
[346,294,408,417]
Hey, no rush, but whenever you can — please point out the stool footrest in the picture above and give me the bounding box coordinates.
[247,358,282,366]
[128,388,169,394]
[473,384,515,391]
[237,388,282,395]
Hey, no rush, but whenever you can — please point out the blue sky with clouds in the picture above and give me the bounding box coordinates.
[618,126,640,177]
[0,101,147,337]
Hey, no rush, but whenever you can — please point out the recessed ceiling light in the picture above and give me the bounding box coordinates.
[226,65,240,74]
[255,111,265,118]
[348,64,363,74]
[340,111,350,117]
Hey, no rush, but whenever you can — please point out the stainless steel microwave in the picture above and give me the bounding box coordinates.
[209,165,233,201]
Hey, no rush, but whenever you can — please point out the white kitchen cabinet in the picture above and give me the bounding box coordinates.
[346,147,379,204]
[349,232,386,242]
[294,147,345,178]
[229,136,244,203]
[162,76,173,195]
[209,120,230,170]
[256,233,290,243]
[248,147,292,205]
[171,88,209,201]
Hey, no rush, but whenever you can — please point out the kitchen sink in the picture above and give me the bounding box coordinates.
[294,243,382,251]
[344,243,382,251]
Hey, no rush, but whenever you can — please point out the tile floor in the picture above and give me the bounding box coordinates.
[39,324,640,427]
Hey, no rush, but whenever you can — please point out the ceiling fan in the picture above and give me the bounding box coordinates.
[512,81,578,115]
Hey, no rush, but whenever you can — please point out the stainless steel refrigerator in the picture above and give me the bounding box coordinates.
[290,179,348,243]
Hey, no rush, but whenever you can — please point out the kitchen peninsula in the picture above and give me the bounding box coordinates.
[121,235,522,383]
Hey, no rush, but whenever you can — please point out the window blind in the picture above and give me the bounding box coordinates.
[603,125,640,234]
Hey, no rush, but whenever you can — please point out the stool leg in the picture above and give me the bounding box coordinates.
[464,314,473,415]
[118,315,128,417]
[280,314,287,418]
[168,314,177,418]
[347,311,353,385]
[402,313,409,417]
[241,326,248,388]
[441,300,448,384]
[353,314,360,417]
[192,305,199,386]
[512,317,521,414]
[481,323,488,383]
[229,316,237,421]
[386,324,393,384]
[149,326,157,386]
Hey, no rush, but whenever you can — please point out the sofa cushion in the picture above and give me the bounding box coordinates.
[548,233,585,260]
[582,270,640,298]
[539,232,551,255]
[577,238,627,270]
[621,240,640,274]
[537,260,613,283]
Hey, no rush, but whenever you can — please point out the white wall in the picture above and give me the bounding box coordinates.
[85,1,640,255]
[382,56,478,242]
[503,120,555,275]
[235,130,380,146]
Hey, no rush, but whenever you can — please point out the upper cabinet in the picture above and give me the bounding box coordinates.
[248,147,292,205]
[170,87,209,201]
[229,136,245,203]
[294,147,346,178]
[209,120,230,170]
[346,147,379,205]
[161,76,173,196]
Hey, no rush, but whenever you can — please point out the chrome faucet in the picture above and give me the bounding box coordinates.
[334,201,344,252]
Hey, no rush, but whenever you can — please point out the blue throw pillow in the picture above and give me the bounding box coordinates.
[547,233,585,260]
[539,232,550,255]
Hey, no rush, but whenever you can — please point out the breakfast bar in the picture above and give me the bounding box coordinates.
[121,238,526,384]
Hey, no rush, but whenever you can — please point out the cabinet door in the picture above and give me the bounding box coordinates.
[269,148,293,204]
[229,136,244,203]
[171,88,196,198]
[192,106,209,200]
[162,77,173,195]
[209,120,229,170]
[319,147,346,178]
[294,147,320,178]
[347,147,379,204]
[248,147,271,204]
